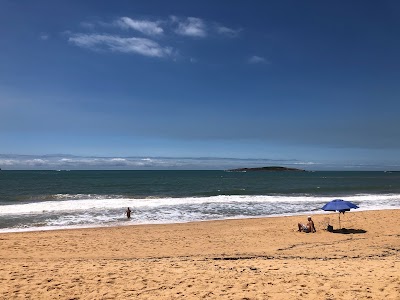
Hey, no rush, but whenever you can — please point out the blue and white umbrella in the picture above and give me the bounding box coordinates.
[322,199,359,229]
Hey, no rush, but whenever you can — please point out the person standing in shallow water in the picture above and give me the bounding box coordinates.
[126,207,131,219]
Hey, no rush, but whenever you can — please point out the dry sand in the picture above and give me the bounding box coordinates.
[1,210,399,299]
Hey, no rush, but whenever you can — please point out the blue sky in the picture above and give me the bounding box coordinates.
[1,0,400,170]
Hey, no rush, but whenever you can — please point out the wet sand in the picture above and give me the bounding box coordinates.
[1,209,399,299]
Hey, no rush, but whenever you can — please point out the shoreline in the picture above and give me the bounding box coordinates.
[1,206,399,234]
[1,209,399,299]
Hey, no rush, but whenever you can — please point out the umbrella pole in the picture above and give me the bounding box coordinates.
[339,212,341,229]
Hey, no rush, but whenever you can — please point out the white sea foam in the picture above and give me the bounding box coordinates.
[0,194,399,215]
[0,194,398,233]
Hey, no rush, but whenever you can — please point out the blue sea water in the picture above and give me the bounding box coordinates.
[0,170,399,232]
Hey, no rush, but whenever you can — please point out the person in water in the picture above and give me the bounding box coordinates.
[126,207,131,219]
[298,216,316,233]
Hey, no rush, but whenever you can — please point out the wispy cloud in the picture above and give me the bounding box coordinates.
[39,33,49,40]
[80,21,96,30]
[172,16,207,38]
[216,25,241,38]
[67,15,244,60]
[114,17,164,36]
[68,34,173,57]
[248,55,268,64]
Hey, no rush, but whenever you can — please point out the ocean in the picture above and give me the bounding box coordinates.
[0,170,399,233]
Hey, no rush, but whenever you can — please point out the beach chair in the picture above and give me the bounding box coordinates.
[320,217,333,231]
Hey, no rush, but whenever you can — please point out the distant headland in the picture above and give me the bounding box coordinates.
[228,166,306,172]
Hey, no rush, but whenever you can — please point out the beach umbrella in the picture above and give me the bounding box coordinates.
[321,199,359,229]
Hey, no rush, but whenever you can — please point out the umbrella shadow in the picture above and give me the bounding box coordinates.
[331,228,367,234]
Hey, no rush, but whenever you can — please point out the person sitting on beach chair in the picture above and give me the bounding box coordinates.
[298,216,316,233]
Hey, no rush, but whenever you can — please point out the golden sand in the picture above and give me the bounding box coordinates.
[1,210,399,299]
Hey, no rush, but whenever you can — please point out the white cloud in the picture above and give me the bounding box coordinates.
[248,55,268,64]
[66,15,245,61]
[26,159,48,166]
[111,158,127,162]
[68,34,173,58]
[173,17,207,37]
[39,33,49,40]
[216,26,241,37]
[60,158,73,162]
[115,17,164,36]
[292,161,318,165]
[0,154,311,170]
[80,21,96,30]
[0,159,18,166]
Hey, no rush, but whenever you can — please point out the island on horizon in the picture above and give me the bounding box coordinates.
[228,166,306,172]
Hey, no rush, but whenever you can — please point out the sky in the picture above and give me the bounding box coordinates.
[1,0,400,170]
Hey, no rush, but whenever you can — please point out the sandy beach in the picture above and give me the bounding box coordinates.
[1,209,399,299]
